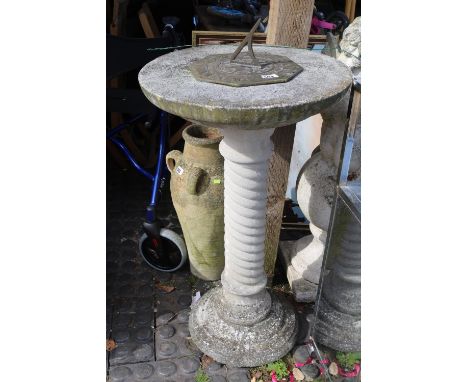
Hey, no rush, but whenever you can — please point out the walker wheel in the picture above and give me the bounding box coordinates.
[138,229,187,272]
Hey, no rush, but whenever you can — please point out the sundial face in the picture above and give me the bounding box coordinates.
[189,52,304,87]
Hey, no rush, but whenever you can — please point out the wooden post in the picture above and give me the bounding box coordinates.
[138,2,160,38]
[349,0,357,22]
[345,0,352,21]
[345,0,357,23]
[266,0,314,49]
[264,0,315,277]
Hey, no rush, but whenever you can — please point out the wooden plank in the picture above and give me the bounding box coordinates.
[349,0,357,22]
[191,30,326,47]
[263,0,315,278]
[264,124,297,276]
[138,2,160,38]
[110,0,128,36]
[266,0,315,48]
[169,121,191,148]
[345,0,352,20]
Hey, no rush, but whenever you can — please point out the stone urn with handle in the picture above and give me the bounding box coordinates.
[165,124,225,281]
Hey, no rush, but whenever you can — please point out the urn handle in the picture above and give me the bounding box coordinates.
[166,150,182,173]
[186,167,205,195]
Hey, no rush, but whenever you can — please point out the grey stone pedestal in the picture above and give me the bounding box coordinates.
[314,208,361,352]
[280,17,362,304]
[138,45,352,367]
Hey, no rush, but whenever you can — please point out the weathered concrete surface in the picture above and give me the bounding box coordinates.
[139,45,352,130]
[189,287,297,367]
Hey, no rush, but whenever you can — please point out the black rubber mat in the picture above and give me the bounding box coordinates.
[106,168,250,381]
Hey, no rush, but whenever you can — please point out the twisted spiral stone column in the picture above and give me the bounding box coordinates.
[219,128,274,325]
[189,128,298,366]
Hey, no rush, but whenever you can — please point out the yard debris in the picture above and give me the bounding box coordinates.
[328,362,338,376]
[292,367,304,380]
[201,354,214,369]
[106,339,117,351]
[156,284,175,293]
[155,281,176,293]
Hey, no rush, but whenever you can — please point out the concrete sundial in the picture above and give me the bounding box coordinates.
[139,36,352,367]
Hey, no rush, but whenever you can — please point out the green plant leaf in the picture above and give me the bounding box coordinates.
[266,360,289,379]
[335,351,361,370]
[195,367,211,382]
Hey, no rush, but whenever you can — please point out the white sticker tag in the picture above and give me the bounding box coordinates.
[261,74,279,79]
[192,291,201,306]
[176,166,184,175]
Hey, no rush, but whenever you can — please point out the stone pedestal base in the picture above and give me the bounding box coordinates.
[314,298,361,352]
[279,240,319,303]
[314,213,361,352]
[189,287,298,367]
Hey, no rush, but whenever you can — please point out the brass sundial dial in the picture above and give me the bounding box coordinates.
[189,18,304,87]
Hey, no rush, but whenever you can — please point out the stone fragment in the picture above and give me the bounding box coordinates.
[202,354,215,369]
[328,362,338,376]
[292,345,310,364]
[155,283,175,293]
[292,367,304,380]
[301,364,320,380]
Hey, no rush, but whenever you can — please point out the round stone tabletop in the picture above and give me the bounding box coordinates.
[139,45,352,130]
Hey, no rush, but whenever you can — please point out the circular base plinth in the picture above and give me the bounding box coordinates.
[314,298,361,352]
[189,287,298,367]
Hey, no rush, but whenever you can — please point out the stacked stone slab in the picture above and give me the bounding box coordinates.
[139,44,352,367]
[280,17,361,303]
